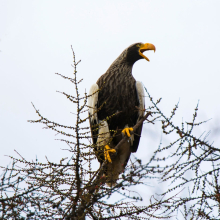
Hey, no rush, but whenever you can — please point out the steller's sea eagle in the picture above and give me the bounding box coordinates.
[88,42,155,186]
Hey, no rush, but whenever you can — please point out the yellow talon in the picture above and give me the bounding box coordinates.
[122,127,133,137]
[104,145,116,163]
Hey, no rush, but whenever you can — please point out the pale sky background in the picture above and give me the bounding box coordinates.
[0,0,220,217]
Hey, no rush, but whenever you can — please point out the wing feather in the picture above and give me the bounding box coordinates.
[88,84,99,145]
[135,81,145,118]
[131,81,145,152]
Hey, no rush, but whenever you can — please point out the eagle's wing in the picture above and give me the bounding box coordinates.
[88,84,112,164]
[88,83,99,145]
[131,81,145,153]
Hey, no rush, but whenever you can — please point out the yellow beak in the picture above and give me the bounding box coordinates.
[139,43,156,61]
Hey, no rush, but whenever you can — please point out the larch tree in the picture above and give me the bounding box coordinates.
[0,48,219,220]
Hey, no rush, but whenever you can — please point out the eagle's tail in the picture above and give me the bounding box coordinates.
[105,141,131,187]
[105,172,119,187]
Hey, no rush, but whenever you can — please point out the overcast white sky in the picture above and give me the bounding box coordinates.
[0,1,220,212]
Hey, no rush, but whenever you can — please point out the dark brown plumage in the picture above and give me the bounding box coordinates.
[88,42,155,185]
[96,54,140,153]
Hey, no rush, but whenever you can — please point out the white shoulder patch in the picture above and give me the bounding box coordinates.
[135,81,145,118]
[88,83,99,124]
[97,120,110,148]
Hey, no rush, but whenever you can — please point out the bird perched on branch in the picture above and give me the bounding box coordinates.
[88,42,155,186]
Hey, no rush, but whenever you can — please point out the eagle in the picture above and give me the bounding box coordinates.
[88,42,155,186]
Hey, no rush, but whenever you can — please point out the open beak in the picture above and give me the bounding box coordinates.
[139,43,156,61]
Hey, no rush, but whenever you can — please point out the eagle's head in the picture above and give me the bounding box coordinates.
[126,42,156,65]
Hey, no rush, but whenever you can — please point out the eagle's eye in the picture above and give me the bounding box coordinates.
[136,43,141,48]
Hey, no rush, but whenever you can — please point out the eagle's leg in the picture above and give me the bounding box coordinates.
[97,121,116,163]
[104,145,116,163]
[122,127,133,137]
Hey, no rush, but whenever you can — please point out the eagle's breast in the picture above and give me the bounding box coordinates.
[96,62,138,131]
